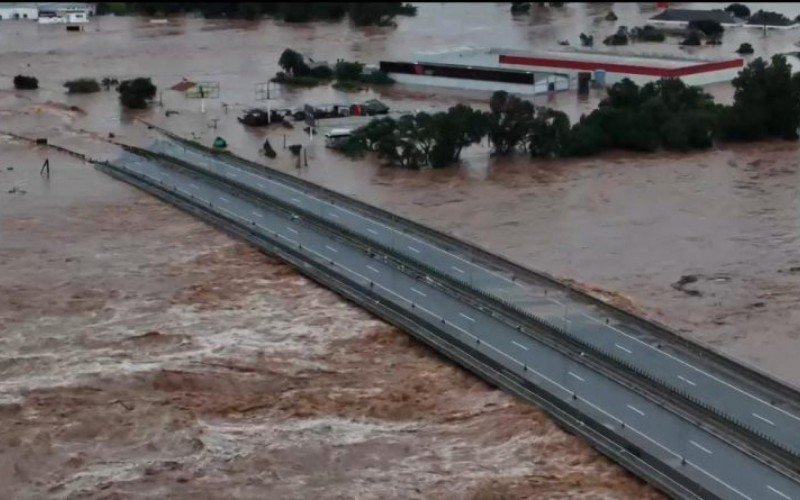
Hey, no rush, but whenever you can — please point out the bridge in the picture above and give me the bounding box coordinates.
[89,126,800,499]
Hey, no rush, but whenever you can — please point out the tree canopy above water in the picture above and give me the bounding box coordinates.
[96,2,417,26]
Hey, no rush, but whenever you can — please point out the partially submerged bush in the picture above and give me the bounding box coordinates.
[360,69,394,85]
[603,27,628,46]
[680,32,702,46]
[309,65,333,80]
[630,25,666,42]
[118,77,157,109]
[101,77,119,89]
[725,3,750,19]
[64,78,101,94]
[334,61,365,82]
[13,75,38,90]
[510,2,531,14]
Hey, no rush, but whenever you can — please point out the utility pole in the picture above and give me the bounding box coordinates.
[266,81,272,124]
[40,158,50,177]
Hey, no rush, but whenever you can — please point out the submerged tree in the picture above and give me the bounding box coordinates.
[278,48,311,76]
[13,75,38,90]
[725,3,750,19]
[487,91,535,154]
[118,77,157,109]
[64,78,101,94]
[721,55,800,141]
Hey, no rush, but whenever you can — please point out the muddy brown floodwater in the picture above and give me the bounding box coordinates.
[2,3,800,499]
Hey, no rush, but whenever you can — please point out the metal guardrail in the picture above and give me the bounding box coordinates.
[118,140,800,479]
[93,157,709,499]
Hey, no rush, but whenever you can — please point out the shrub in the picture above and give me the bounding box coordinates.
[736,42,754,55]
[334,61,365,82]
[748,10,794,27]
[118,77,156,109]
[603,28,628,46]
[680,32,702,46]
[721,55,800,141]
[64,78,101,94]
[332,80,363,92]
[579,33,594,47]
[278,48,311,76]
[630,25,666,42]
[271,73,323,87]
[309,65,333,79]
[487,90,535,154]
[13,75,38,90]
[511,2,530,14]
[360,69,394,85]
[101,77,119,89]
[345,105,487,168]
[724,3,750,19]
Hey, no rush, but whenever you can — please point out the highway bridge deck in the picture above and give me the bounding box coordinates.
[92,142,800,500]
[146,137,800,461]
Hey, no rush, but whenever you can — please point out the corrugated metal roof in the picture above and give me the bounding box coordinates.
[650,8,737,24]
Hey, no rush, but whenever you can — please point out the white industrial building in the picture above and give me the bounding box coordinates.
[38,3,93,23]
[0,3,39,21]
[497,48,744,87]
[0,2,93,23]
[380,47,744,95]
[380,47,571,96]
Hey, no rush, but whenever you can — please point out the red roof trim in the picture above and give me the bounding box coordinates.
[498,54,743,77]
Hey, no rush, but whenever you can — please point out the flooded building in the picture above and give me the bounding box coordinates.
[648,8,741,27]
[0,2,93,23]
[498,49,744,87]
[0,3,38,21]
[37,3,93,24]
[380,47,742,95]
[380,47,571,96]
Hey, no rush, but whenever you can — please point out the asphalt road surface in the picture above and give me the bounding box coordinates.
[149,138,800,457]
[109,149,800,500]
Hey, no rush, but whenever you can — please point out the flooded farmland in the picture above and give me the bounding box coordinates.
[2,3,800,498]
